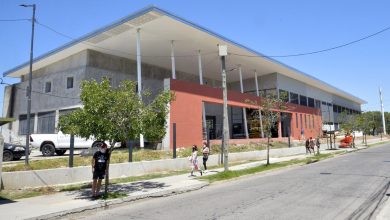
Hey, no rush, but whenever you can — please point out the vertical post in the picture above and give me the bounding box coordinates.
[173,123,177,159]
[380,87,387,135]
[136,28,144,149]
[24,4,36,165]
[239,66,249,139]
[219,45,229,171]
[69,134,74,168]
[171,40,176,79]
[254,70,264,138]
[206,126,210,148]
[288,127,291,148]
[199,50,207,138]
[128,140,133,162]
[198,50,203,85]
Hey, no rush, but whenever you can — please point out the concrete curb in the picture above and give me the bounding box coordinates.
[25,181,209,220]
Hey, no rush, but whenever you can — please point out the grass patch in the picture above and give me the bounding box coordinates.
[0,187,56,201]
[100,192,128,200]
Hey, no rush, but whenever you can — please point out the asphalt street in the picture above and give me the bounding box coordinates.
[67,144,390,220]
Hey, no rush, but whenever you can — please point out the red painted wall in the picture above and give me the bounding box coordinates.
[169,79,322,148]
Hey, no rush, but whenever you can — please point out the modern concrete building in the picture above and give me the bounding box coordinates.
[2,6,366,148]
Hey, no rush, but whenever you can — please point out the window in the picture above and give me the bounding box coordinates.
[299,95,307,106]
[300,114,303,129]
[45,82,51,93]
[37,111,55,134]
[333,105,338,113]
[308,97,315,108]
[305,114,307,129]
[296,113,298,128]
[337,106,342,113]
[19,114,35,135]
[279,89,289,102]
[290,93,299,104]
[312,115,315,129]
[315,100,321,109]
[67,77,74,89]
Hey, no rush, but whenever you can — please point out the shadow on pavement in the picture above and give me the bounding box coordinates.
[0,197,16,205]
[64,181,169,200]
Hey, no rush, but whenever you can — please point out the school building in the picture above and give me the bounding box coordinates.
[2,6,366,149]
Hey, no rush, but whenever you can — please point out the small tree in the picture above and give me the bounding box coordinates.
[248,94,287,165]
[339,111,358,147]
[59,79,171,196]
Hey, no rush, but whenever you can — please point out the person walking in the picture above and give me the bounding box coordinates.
[189,145,203,177]
[309,137,315,154]
[202,142,210,171]
[315,136,321,155]
[305,138,310,154]
[91,142,109,198]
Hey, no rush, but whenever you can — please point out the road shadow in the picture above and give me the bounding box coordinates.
[65,181,169,200]
[0,197,16,205]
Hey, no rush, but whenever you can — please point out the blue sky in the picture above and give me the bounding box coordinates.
[1,0,389,114]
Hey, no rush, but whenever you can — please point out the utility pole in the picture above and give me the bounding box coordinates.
[219,45,229,171]
[20,4,36,165]
[380,87,387,135]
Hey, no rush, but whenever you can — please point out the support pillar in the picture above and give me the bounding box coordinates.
[136,28,144,148]
[255,70,264,138]
[198,50,207,138]
[239,66,249,139]
[171,40,176,79]
[278,115,282,138]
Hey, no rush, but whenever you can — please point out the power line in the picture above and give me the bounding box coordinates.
[0,18,30,22]
[229,25,390,58]
[35,20,217,58]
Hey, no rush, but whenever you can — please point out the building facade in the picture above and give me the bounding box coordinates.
[2,6,365,148]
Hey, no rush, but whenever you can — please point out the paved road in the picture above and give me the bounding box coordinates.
[68,144,390,220]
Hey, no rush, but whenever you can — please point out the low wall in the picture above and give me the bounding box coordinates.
[2,146,306,190]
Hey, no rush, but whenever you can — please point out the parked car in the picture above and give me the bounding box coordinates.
[30,131,120,156]
[3,142,29,162]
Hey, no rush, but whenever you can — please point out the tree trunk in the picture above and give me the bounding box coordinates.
[267,136,270,165]
[352,133,356,148]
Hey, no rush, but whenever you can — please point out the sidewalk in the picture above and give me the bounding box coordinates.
[0,140,387,220]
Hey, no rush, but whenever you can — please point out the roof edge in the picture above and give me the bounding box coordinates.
[2,5,367,105]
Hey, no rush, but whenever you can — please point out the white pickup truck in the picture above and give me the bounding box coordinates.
[30,132,112,156]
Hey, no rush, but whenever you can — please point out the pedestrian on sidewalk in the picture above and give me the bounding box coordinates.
[305,138,311,154]
[309,137,315,154]
[316,136,321,155]
[91,142,109,198]
[202,142,210,171]
[189,145,203,177]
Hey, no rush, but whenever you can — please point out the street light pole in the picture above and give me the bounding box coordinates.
[219,45,229,171]
[21,4,36,165]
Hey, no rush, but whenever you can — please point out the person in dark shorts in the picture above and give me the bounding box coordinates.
[202,142,210,171]
[91,143,109,197]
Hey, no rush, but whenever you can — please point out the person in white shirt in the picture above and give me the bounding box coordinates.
[202,142,210,171]
[189,145,203,177]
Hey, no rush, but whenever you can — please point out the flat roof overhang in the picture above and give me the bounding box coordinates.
[3,6,367,105]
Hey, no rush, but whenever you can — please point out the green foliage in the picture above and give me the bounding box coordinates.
[59,79,171,146]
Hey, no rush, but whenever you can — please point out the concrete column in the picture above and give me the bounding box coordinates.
[198,50,203,85]
[33,113,38,134]
[278,115,282,138]
[171,40,176,79]
[255,70,264,138]
[55,109,59,132]
[162,78,171,150]
[198,50,207,139]
[239,66,249,139]
[136,28,144,148]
